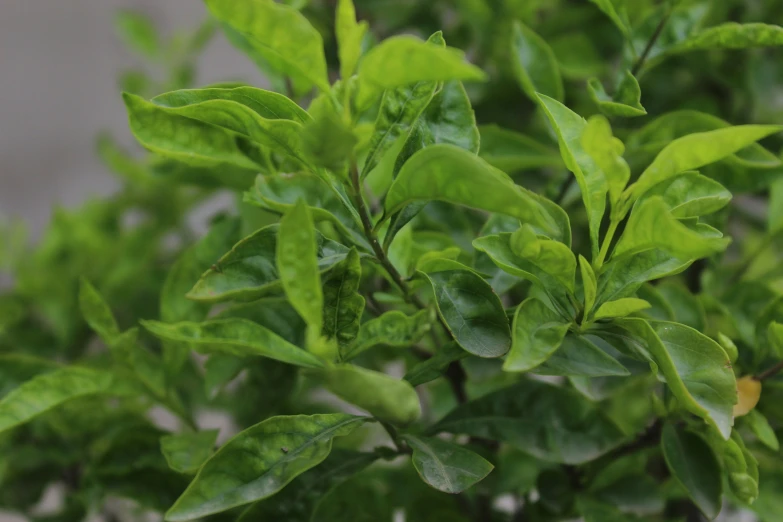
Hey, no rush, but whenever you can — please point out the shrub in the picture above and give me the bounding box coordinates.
[2,1,783,521]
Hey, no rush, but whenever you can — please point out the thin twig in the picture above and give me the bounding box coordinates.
[756,361,783,381]
[631,11,670,76]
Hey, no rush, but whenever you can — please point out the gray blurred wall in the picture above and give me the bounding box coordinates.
[0,0,265,237]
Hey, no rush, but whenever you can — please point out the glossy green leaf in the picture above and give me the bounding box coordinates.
[661,423,722,519]
[668,22,783,54]
[78,277,119,344]
[504,298,570,372]
[537,94,606,257]
[510,22,563,102]
[510,224,576,292]
[478,124,562,173]
[321,249,365,349]
[161,430,219,474]
[614,319,736,438]
[613,197,730,260]
[581,115,630,211]
[361,32,444,177]
[164,414,367,521]
[0,367,138,433]
[401,434,494,494]
[639,172,732,219]
[433,378,626,464]
[141,319,325,369]
[205,0,329,91]
[404,342,467,387]
[535,334,629,377]
[115,9,160,58]
[624,125,782,206]
[420,268,511,358]
[580,255,597,318]
[336,0,368,80]
[593,298,651,320]
[587,70,646,117]
[317,365,421,424]
[187,225,349,303]
[356,35,486,109]
[344,309,432,360]
[386,144,570,244]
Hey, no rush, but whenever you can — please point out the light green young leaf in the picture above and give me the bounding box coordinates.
[164,414,368,521]
[0,366,138,433]
[478,124,562,173]
[661,423,722,519]
[356,35,486,110]
[587,0,632,39]
[624,125,782,207]
[161,430,220,474]
[336,0,368,80]
[639,172,731,219]
[141,319,325,369]
[386,144,570,244]
[204,0,329,91]
[579,255,597,319]
[510,224,576,292]
[278,200,324,338]
[535,334,629,377]
[587,70,646,118]
[581,115,630,212]
[187,225,349,304]
[614,319,736,438]
[504,298,570,373]
[322,249,365,350]
[420,268,511,358]
[432,378,625,464]
[537,94,606,257]
[770,178,783,234]
[613,197,730,260]
[318,365,420,424]
[344,309,432,360]
[510,22,563,103]
[668,22,783,54]
[593,298,651,320]
[79,277,119,344]
[402,434,494,494]
[115,9,160,59]
[404,342,467,387]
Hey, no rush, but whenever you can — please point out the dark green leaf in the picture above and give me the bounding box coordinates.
[510,22,563,102]
[478,124,562,173]
[78,277,119,344]
[536,334,630,377]
[164,414,368,521]
[321,249,365,349]
[587,0,632,39]
[504,298,570,372]
[402,434,494,494]
[344,309,432,360]
[161,430,219,474]
[404,342,467,387]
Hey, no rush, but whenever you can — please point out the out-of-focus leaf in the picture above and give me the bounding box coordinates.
[510,22,563,102]
[478,124,562,173]
[402,434,494,494]
[161,430,219,474]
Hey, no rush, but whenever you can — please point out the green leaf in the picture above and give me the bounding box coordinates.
[510,22,563,102]
[187,224,349,303]
[504,298,570,372]
[205,0,329,91]
[0,367,138,433]
[78,277,119,344]
[535,334,630,377]
[317,365,420,424]
[638,172,731,219]
[386,144,570,244]
[613,197,730,260]
[654,282,706,332]
[361,32,444,178]
[593,298,651,320]
[661,423,722,519]
[344,309,432,360]
[356,35,486,110]
[115,9,160,58]
[581,115,630,211]
[164,414,368,521]
[537,94,606,257]
[404,342,468,387]
[668,22,783,54]
[770,178,783,234]
[336,0,368,80]
[745,409,780,451]
[587,70,646,118]
[596,249,692,306]
[624,125,782,206]
[614,319,736,438]
[141,319,325,369]
[432,378,626,464]
[587,0,632,39]
[110,328,167,398]
[478,124,562,173]
[161,430,219,474]
[321,249,365,349]
[580,255,597,319]
[420,268,511,358]
[401,434,494,494]
[510,224,576,292]
[300,94,358,173]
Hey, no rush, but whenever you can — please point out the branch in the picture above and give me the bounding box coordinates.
[631,11,670,76]
[756,361,783,381]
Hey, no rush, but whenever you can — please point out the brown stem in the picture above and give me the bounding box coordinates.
[631,11,670,76]
[756,361,783,381]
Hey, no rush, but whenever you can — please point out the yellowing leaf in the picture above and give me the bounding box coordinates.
[733,376,761,417]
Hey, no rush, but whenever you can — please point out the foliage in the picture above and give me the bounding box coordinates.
[2,0,783,521]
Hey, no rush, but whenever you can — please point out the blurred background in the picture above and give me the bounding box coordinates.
[0,0,265,238]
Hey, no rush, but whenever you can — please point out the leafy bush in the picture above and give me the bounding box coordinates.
[2,0,783,520]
